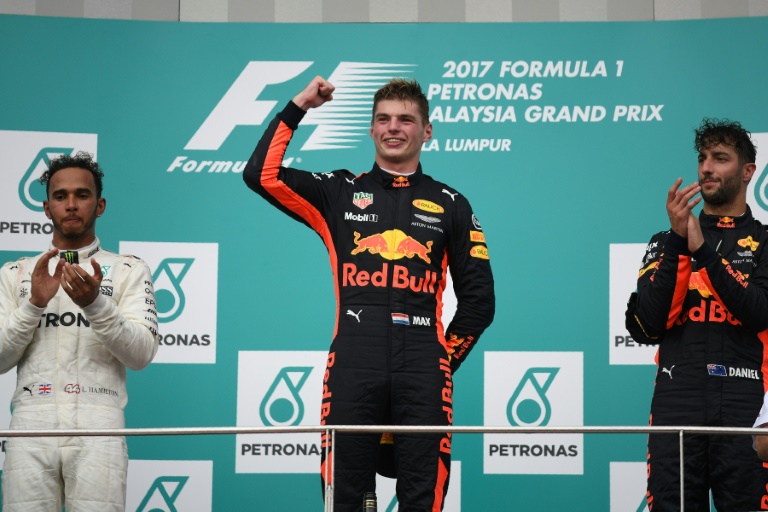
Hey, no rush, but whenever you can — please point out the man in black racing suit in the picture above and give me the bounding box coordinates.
[243,76,495,511]
[626,118,768,511]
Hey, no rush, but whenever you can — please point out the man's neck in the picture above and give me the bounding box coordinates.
[702,201,747,217]
[52,235,97,251]
[375,158,419,175]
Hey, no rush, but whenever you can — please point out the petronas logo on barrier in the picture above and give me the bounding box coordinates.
[136,476,189,512]
[151,258,194,323]
[259,367,313,426]
[507,367,560,427]
[18,147,73,211]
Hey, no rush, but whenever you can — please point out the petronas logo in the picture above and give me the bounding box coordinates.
[18,147,73,212]
[259,367,313,426]
[507,367,560,427]
[151,258,194,323]
[383,495,398,512]
[754,162,768,211]
[136,476,188,511]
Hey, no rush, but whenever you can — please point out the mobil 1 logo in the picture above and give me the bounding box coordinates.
[120,241,218,364]
[484,351,584,475]
[0,131,97,251]
[236,351,327,474]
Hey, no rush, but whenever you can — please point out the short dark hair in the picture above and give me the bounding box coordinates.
[39,151,104,198]
[373,78,430,125]
[694,118,757,165]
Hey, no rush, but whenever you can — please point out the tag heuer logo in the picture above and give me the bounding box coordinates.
[353,192,373,210]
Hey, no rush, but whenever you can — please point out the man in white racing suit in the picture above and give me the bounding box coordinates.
[0,151,159,512]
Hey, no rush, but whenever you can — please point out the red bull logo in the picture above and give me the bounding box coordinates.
[674,298,740,326]
[717,216,735,228]
[723,262,748,288]
[342,262,438,293]
[351,231,390,255]
[738,236,759,251]
[351,229,433,264]
[688,271,712,298]
[392,176,410,188]
[396,236,433,263]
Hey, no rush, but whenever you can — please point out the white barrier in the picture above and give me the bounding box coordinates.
[2,424,765,512]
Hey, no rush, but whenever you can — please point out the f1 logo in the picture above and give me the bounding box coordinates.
[185,62,312,151]
[183,61,415,152]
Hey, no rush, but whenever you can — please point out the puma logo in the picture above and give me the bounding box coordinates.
[661,366,675,379]
[442,189,458,201]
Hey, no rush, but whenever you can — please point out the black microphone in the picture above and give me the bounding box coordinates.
[362,491,377,512]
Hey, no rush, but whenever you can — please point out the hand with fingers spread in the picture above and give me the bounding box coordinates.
[666,177,701,238]
[292,76,335,111]
[60,258,103,308]
[29,248,65,308]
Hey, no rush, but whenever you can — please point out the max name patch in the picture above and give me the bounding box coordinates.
[707,364,760,379]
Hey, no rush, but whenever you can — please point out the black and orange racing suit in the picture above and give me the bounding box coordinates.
[626,207,768,511]
[244,101,495,511]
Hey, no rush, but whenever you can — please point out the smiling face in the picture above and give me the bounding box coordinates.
[370,99,432,174]
[43,167,106,250]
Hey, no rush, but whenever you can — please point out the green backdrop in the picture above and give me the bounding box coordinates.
[1,14,768,511]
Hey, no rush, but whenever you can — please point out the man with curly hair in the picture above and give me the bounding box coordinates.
[0,152,159,512]
[244,77,495,511]
[626,119,768,510]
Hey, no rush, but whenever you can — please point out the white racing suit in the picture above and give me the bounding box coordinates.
[0,238,159,512]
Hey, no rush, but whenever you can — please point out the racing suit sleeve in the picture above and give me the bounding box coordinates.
[242,101,347,238]
[81,258,158,371]
[691,235,768,333]
[629,231,691,342]
[0,260,44,375]
[444,195,495,372]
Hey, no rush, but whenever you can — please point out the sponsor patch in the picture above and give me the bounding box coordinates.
[717,217,735,228]
[392,176,410,188]
[414,214,440,224]
[60,251,79,264]
[738,236,759,251]
[412,199,444,214]
[353,192,373,210]
[470,230,486,243]
[470,245,490,260]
